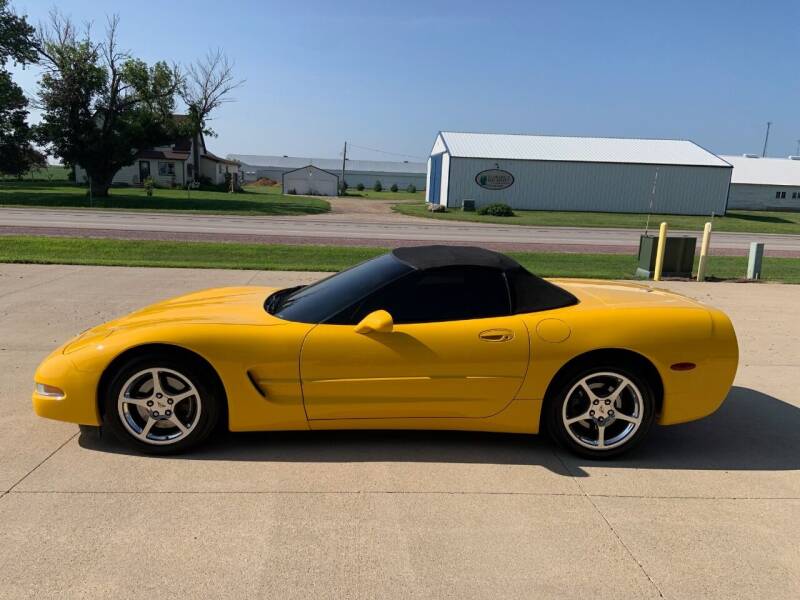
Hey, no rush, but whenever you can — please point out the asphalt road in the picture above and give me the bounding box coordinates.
[1,264,799,599]
[2,206,800,256]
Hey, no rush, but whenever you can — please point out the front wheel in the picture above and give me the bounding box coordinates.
[547,366,656,459]
[103,355,220,455]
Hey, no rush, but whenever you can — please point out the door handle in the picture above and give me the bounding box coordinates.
[479,329,514,342]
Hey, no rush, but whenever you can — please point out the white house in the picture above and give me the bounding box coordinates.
[74,131,241,189]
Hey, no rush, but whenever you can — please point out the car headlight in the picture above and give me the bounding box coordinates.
[35,383,65,398]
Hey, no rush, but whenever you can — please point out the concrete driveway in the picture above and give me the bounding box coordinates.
[1,264,798,599]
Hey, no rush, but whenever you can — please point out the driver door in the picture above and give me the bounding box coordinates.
[300,266,530,420]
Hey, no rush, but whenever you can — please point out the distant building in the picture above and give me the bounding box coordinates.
[282,165,339,196]
[75,131,240,188]
[230,154,426,190]
[722,155,800,210]
[427,131,732,215]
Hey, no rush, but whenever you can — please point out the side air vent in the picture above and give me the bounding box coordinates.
[246,370,267,397]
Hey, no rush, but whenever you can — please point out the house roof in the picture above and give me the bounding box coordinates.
[204,150,240,166]
[721,155,800,186]
[136,149,189,161]
[283,164,338,178]
[436,132,731,168]
[229,154,427,174]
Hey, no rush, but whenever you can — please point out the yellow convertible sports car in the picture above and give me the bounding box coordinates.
[33,246,738,458]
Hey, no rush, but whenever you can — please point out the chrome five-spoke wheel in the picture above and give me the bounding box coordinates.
[548,365,655,458]
[562,372,643,450]
[118,368,202,445]
[104,354,221,454]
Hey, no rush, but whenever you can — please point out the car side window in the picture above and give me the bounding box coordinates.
[332,266,511,325]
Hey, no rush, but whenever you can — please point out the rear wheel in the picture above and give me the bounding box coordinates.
[103,355,220,455]
[547,366,655,459]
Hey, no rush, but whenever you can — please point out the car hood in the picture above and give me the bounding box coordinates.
[111,286,285,328]
[551,279,705,310]
[63,287,286,354]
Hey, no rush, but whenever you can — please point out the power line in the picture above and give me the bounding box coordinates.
[344,143,426,161]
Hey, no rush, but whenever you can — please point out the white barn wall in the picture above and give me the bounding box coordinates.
[252,167,423,190]
[425,157,433,202]
[728,184,800,210]
[439,153,451,205]
[445,157,731,215]
[282,166,339,196]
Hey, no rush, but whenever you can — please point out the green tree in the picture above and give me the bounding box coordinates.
[36,14,182,196]
[0,0,42,177]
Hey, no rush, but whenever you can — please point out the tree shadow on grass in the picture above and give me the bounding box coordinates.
[80,387,800,476]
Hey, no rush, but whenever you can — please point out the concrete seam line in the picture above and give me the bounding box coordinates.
[5,490,799,500]
[0,265,88,301]
[552,449,666,598]
[5,432,79,495]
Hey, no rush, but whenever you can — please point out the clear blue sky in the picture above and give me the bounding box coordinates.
[9,0,800,161]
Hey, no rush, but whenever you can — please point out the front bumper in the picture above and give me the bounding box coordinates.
[32,347,102,426]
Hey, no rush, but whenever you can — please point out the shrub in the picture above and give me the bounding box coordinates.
[356,182,365,191]
[477,202,514,217]
[406,184,417,193]
[373,180,382,192]
[143,177,155,197]
[287,188,297,195]
[390,183,398,192]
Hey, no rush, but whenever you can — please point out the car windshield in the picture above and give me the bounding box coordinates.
[267,253,413,324]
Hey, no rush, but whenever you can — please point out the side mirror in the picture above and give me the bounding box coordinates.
[355,310,394,334]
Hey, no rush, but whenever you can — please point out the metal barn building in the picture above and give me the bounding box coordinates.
[282,165,339,196]
[229,154,427,190]
[427,132,733,215]
[722,155,800,210]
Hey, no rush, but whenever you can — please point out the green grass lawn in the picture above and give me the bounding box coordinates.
[0,165,71,182]
[343,188,425,201]
[393,203,800,235]
[1,235,798,282]
[0,181,330,215]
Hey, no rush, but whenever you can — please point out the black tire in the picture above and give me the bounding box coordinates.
[102,353,221,455]
[546,363,656,459]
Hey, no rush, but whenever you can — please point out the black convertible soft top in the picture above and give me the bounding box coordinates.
[392,245,520,271]
[392,245,578,313]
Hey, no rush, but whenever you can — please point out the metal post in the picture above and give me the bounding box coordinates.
[696,222,713,281]
[653,222,668,281]
[747,242,765,280]
[340,141,347,196]
[762,122,772,157]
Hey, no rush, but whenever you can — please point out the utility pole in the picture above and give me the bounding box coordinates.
[340,141,347,196]
[762,121,772,157]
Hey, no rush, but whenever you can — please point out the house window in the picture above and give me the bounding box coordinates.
[793,192,797,199]
[218,164,223,175]
[158,162,176,176]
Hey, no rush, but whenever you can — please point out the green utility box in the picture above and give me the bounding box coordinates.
[635,235,696,279]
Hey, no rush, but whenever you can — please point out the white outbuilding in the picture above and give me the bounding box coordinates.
[230,154,426,190]
[282,165,339,196]
[427,132,733,215]
[722,155,800,210]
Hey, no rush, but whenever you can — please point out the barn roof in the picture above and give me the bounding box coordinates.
[229,154,426,174]
[436,132,730,168]
[721,155,800,186]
